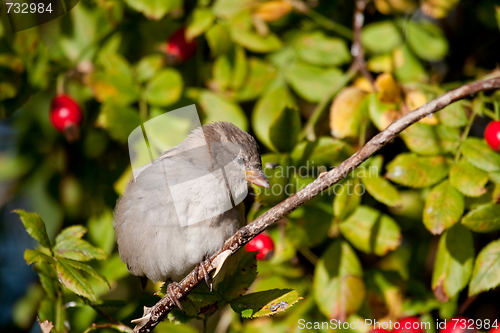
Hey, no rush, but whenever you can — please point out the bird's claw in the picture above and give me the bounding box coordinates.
[196,255,213,291]
[166,282,183,310]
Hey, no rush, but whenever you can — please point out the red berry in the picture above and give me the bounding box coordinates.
[166,27,197,64]
[485,121,500,152]
[50,95,82,132]
[246,233,274,260]
[394,317,423,333]
[440,316,478,333]
[490,326,500,333]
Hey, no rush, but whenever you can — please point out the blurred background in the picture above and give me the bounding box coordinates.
[1,0,500,332]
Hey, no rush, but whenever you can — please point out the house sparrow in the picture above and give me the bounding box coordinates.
[113,121,269,306]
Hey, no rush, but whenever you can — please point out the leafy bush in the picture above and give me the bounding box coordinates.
[1,0,500,332]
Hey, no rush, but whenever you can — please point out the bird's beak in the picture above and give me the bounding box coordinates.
[245,169,270,188]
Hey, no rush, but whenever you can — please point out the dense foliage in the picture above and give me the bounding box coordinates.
[1,0,500,332]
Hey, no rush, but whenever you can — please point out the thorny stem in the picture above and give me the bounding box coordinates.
[132,78,500,333]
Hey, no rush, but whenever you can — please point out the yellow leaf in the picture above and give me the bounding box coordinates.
[330,86,367,138]
[405,90,438,124]
[354,77,375,93]
[253,1,292,22]
[375,73,401,104]
[380,109,401,130]
[114,166,132,195]
[374,0,417,14]
[367,54,394,73]
[405,90,427,111]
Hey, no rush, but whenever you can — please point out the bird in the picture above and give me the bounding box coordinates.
[113,121,269,308]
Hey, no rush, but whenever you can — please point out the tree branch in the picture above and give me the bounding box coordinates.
[133,77,500,332]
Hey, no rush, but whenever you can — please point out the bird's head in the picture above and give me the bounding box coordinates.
[200,122,270,189]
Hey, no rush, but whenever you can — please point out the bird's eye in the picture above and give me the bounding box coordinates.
[237,155,244,164]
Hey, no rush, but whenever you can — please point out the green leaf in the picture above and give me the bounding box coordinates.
[333,178,362,220]
[285,61,343,103]
[55,225,87,244]
[252,84,295,150]
[230,27,282,53]
[122,0,181,20]
[438,101,468,128]
[213,0,255,19]
[496,6,500,31]
[220,251,258,301]
[450,161,489,197]
[368,93,397,131]
[53,238,107,262]
[432,224,474,302]
[39,271,58,300]
[367,53,393,73]
[423,181,464,235]
[88,71,139,106]
[24,249,54,265]
[55,260,96,301]
[230,289,302,318]
[212,54,232,91]
[14,210,51,249]
[461,203,500,233]
[269,107,301,152]
[361,174,402,207]
[96,103,142,143]
[361,21,402,54]
[292,136,349,167]
[305,137,351,168]
[235,57,277,101]
[386,153,449,188]
[199,91,248,130]
[393,45,428,83]
[296,31,351,66]
[97,47,134,78]
[144,69,183,107]
[0,70,20,101]
[87,210,115,255]
[313,240,365,319]
[58,258,110,288]
[469,239,500,296]
[401,123,460,155]
[231,46,247,90]
[206,24,231,57]
[135,54,165,83]
[186,7,214,40]
[339,206,402,256]
[257,154,290,205]
[287,205,332,248]
[461,138,500,172]
[405,20,448,61]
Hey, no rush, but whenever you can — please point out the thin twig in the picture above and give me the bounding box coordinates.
[458,295,477,316]
[300,0,373,142]
[351,0,375,88]
[132,77,500,333]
